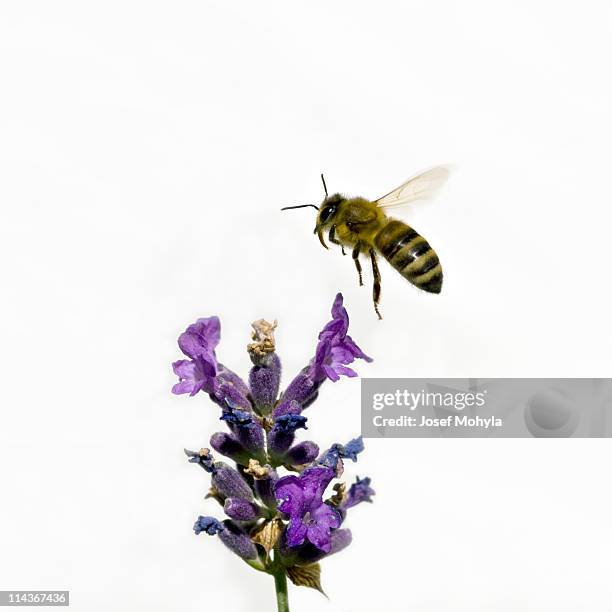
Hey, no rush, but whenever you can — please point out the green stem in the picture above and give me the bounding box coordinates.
[273,568,289,612]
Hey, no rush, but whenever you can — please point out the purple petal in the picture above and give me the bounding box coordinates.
[322,364,340,382]
[305,504,341,552]
[172,379,200,395]
[343,335,373,362]
[299,466,335,506]
[306,522,331,552]
[171,357,216,396]
[275,476,305,517]
[295,529,353,564]
[330,292,345,320]
[178,316,220,359]
[331,364,358,378]
[173,359,195,378]
[312,502,341,527]
[286,519,308,548]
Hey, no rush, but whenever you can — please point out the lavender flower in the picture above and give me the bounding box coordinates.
[193,516,224,535]
[172,317,220,396]
[309,293,372,383]
[317,436,365,476]
[343,476,376,509]
[172,294,374,609]
[275,466,341,552]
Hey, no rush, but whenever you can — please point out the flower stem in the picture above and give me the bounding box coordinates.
[273,568,289,612]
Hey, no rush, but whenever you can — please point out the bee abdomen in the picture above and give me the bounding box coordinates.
[374,219,443,294]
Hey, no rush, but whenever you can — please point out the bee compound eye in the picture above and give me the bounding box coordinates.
[319,205,336,223]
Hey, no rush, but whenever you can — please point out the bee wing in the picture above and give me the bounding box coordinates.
[375,166,450,209]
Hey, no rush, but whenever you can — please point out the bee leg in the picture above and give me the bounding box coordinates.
[328,225,345,254]
[352,242,363,286]
[369,248,382,320]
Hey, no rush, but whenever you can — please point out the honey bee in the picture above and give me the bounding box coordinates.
[282,167,448,319]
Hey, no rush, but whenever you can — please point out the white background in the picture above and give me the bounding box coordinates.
[1,1,612,610]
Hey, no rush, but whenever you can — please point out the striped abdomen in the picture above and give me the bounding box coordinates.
[373,219,443,293]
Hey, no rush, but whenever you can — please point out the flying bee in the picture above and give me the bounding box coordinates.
[282,167,448,319]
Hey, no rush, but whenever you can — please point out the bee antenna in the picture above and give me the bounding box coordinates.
[320,173,328,197]
[280,204,320,211]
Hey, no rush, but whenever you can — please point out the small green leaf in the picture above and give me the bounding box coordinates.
[287,563,326,596]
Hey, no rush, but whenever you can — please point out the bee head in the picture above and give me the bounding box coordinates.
[279,173,343,250]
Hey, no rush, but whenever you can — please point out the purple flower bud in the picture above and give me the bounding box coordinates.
[343,476,375,509]
[217,365,250,399]
[236,423,265,458]
[217,379,252,411]
[211,463,253,501]
[268,415,308,456]
[254,468,279,508]
[284,441,320,466]
[224,498,261,521]
[272,399,301,419]
[281,369,321,407]
[249,353,281,413]
[209,432,251,466]
[219,407,265,458]
[184,448,216,473]
[218,520,258,561]
[193,515,224,535]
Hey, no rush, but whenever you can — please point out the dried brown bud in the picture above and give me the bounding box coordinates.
[243,458,271,480]
[247,319,277,362]
[328,482,347,507]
